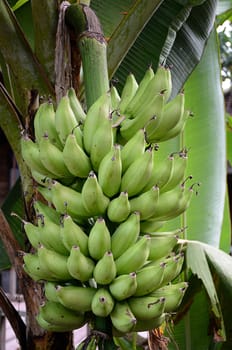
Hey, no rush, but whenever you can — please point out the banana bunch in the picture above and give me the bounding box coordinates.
[20,66,197,337]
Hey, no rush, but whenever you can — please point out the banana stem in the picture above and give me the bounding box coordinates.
[93,316,118,349]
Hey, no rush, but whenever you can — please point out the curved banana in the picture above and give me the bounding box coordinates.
[44,281,60,302]
[140,219,166,233]
[128,296,165,320]
[88,217,111,260]
[67,245,95,282]
[60,214,89,255]
[109,272,137,301]
[118,73,138,114]
[110,301,136,334]
[129,185,160,221]
[67,87,86,123]
[159,252,185,286]
[22,220,41,249]
[110,85,121,112]
[115,235,151,275]
[56,285,96,312]
[81,171,109,216]
[63,133,91,178]
[36,312,82,332]
[107,191,131,223]
[111,211,140,259]
[91,288,114,317]
[148,234,178,261]
[120,148,154,197]
[93,251,117,285]
[132,313,166,332]
[133,262,165,297]
[23,252,54,281]
[33,200,60,225]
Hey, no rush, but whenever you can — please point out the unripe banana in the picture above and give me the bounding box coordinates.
[129,185,160,221]
[81,171,110,216]
[91,288,114,317]
[140,219,166,233]
[159,252,185,286]
[133,262,165,297]
[146,92,185,142]
[125,66,154,115]
[88,217,111,260]
[44,281,60,302]
[110,85,121,111]
[60,214,89,255]
[49,180,89,223]
[120,92,165,141]
[118,73,138,114]
[110,301,137,334]
[33,200,60,225]
[120,128,146,173]
[98,144,122,197]
[67,245,95,282]
[21,134,55,177]
[109,272,137,301]
[36,312,80,332]
[37,185,53,203]
[142,153,174,192]
[33,101,63,149]
[39,300,85,328]
[90,112,113,172]
[120,148,154,197]
[39,135,73,179]
[107,191,131,223]
[115,235,151,275]
[83,92,111,154]
[23,252,53,281]
[132,313,166,332]
[150,281,188,312]
[55,95,79,145]
[128,296,165,320]
[85,337,98,350]
[67,87,86,123]
[148,234,178,261]
[56,285,96,312]
[31,170,52,187]
[93,251,117,285]
[158,109,192,142]
[37,246,72,281]
[111,211,140,259]
[22,220,41,249]
[63,133,91,178]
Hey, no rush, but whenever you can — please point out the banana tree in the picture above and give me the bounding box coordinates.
[0,0,231,349]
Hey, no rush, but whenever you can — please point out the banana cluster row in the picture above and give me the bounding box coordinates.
[23,199,187,333]
[20,66,194,336]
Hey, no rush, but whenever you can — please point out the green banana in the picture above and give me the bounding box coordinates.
[90,111,113,172]
[145,92,185,142]
[23,252,54,281]
[88,217,111,260]
[133,262,166,296]
[39,300,85,328]
[49,180,89,222]
[111,211,140,259]
[55,95,79,145]
[148,234,178,261]
[128,296,165,320]
[109,272,137,301]
[33,200,60,225]
[39,135,73,179]
[129,185,160,220]
[159,252,185,286]
[120,128,146,173]
[118,73,138,114]
[120,148,154,197]
[107,191,131,223]
[31,170,52,187]
[140,219,166,233]
[110,85,121,111]
[60,214,89,255]
[56,285,96,312]
[67,245,95,282]
[81,171,110,216]
[44,281,60,302]
[142,153,174,192]
[125,66,154,115]
[98,144,122,197]
[83,92,111,154]
[110,301,137,334]
[91,287,114,317]
[37,185,53,203]
[21,134,56,177]
[120,92,165,141]
[36,312,81,332]
[22,220,41,249]
[115,235,151,275]
[67,87,86,123]
[63,133,91,178]
[37,246,72,281]
[133,313,166,332]
[150,281,188,312]
[93,251,117,285]
[85,337,98,350]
